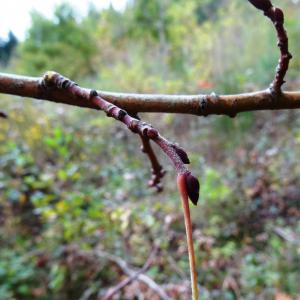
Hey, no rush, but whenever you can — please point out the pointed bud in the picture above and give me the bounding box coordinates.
[184,172,200,206]
[248,0,272,11]
[171,144,190,164]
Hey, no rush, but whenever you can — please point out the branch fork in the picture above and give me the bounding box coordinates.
[41,71,200,205]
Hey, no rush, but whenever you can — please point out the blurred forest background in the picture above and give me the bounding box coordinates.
[0,0,300,299]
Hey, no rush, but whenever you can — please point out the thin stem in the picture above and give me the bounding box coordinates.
[177,174,199,300]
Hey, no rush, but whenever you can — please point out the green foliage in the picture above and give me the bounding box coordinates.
[16,3,98,79]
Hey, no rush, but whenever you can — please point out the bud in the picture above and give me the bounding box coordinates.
[171,144,190,164]
[184,172,200,206]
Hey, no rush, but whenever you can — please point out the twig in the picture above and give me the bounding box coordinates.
[134,113,166,192]
[100,248,156,300]
[248,0,292,93]
[95,250,171,300]
[40,72,199,205]
[139,132,166,192]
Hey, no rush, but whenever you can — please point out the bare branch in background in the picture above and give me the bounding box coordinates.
[95,250,171,300]
[100,247,157,300]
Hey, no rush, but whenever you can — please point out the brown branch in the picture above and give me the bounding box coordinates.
[39,72,199,205]
[248,0,292,93]
[1,73,300,117]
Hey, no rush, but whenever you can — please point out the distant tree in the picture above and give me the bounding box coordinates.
[17,3,98,79]
[0,31,18,66]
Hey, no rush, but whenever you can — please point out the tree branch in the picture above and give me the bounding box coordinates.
[248,0,292,93]
[1,73,300,118]
[37,72,199,205]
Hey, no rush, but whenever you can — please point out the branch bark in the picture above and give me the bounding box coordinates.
[1,73,300,117]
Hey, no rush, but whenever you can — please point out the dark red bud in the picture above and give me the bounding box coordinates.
[248,0,272,11]
[171,144,190,164]
[184,172,200,206]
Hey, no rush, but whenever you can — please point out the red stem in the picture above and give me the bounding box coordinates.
[177,174,199,300]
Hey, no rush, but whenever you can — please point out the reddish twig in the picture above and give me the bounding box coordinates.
[139,132,166,192]
[133,113,166,192]
[248,0,292,93]
[41,71,200,205]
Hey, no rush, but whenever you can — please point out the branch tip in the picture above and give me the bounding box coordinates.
[39,72,193,193]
